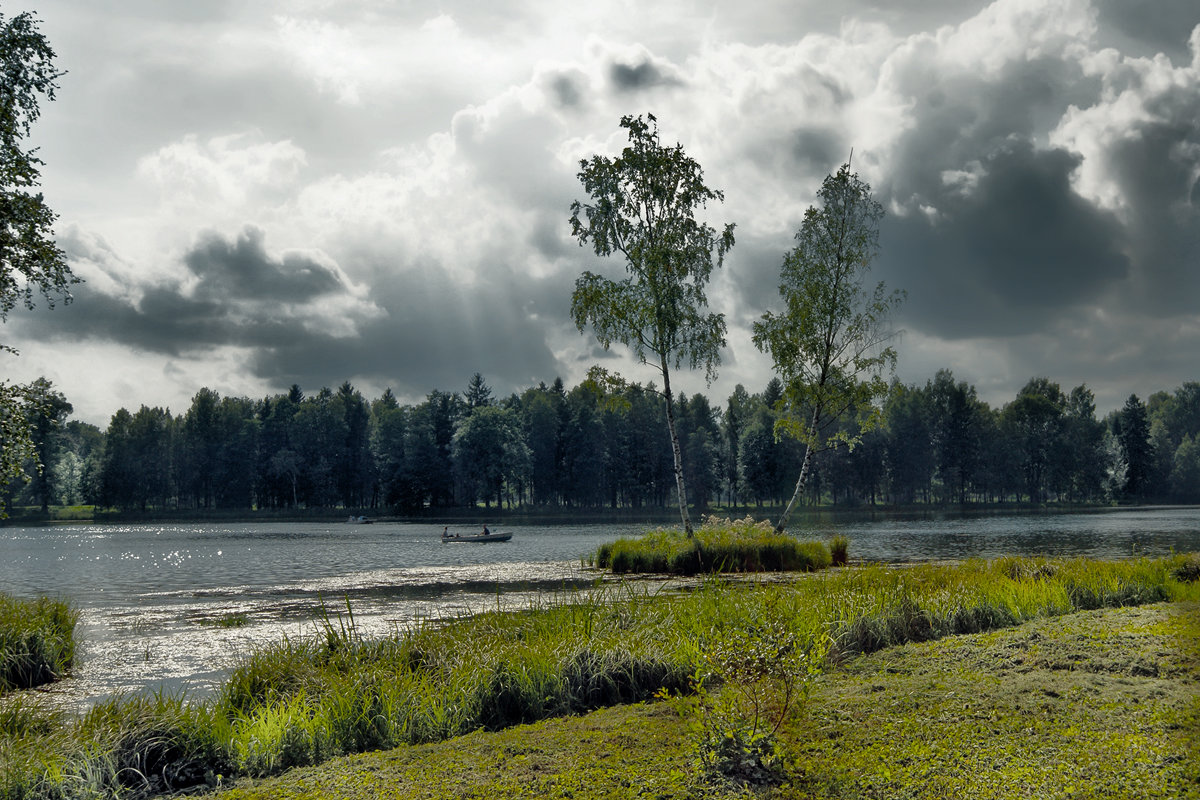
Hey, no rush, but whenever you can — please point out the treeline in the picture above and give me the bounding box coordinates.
[7,370,1200,514]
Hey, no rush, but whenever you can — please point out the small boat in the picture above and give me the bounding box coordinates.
[441,528,512,543]
[347,515,373,524]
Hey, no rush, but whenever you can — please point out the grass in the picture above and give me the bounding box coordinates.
[0,593,78,694]
[199,600,1200,799]
[2,554,1198,799]
[200,612,250,629]
[593,515,833,574]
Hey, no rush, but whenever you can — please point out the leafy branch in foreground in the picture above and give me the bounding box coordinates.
[0,10,77,504]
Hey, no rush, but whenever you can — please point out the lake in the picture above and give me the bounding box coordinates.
[2,507,1199,708]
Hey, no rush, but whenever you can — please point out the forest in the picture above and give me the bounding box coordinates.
[7,370,1200,515]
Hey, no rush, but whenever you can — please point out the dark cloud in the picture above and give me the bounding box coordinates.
[879,141,1129,337]
[19,226,575,401]
[18,227,361,355]
[1094,0,1199,62]
[882,56,1100,205]
[1105,118,1200,314]
[185,227,344,303]
[547,71,587,109]
[242,262,571,399]
[725,233,793,326]
[609,58,682,93]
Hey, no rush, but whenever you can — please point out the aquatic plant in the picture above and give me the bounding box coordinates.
[595,515,832,574]
[0,593,78,693]
[829,534,849,567]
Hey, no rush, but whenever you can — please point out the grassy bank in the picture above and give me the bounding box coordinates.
[593,516,834,574]
[202,600,1200,799]
[2,555,1199,799]
[0,594,78,694]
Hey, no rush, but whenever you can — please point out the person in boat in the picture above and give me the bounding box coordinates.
[482,524,491,536]
[442,526,449,539]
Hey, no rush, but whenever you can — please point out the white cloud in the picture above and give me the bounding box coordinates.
[136,132,308,212]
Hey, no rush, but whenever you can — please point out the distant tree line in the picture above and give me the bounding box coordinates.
[6,370,1200,515]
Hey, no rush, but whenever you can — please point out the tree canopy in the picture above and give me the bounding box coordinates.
[569,113,735,535]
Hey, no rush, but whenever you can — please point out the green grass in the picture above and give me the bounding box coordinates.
[594,515,833,574]
[0,594,78,693]
[196,600,1200,799]
[2,554,1199,799]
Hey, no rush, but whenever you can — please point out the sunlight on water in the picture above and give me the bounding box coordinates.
[2,510,1198,709]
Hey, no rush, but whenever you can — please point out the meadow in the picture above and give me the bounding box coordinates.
[2,550,1198,798]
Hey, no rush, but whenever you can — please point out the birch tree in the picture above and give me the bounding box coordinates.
[569,114,735,535]
[753,161,903,532]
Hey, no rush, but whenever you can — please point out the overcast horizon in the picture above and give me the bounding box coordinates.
[5,0,1199,427]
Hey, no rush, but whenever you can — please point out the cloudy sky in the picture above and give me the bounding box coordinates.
[6,0,1199,426]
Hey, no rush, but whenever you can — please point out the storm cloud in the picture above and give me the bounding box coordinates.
[8,0,1200,423]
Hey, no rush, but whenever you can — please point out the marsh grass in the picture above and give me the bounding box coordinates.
[595,516,832,574]
[0,594,78,693]
[828,535,849,567]
[201,612,250,629]
[2,554,1199,800]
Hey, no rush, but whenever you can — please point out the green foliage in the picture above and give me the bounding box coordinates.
[0,11,75,504]
[569,113,735,534]
[0,10,74,324]
[451,404,531,508]
[752,161,903,530]
[1171,552,1200,583]
[828,534,849,566]
[568,114,735,384]
[594,516,832,574]
[0,593,78,692]
[686,621,827,786]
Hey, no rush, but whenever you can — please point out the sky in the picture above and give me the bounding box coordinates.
[5,0,1199,427]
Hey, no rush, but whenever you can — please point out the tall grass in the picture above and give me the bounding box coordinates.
[2,554,1197,799]
[594,516,832,574]
[0,594,78,693]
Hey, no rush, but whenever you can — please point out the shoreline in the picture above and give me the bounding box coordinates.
[5,501,1194,528]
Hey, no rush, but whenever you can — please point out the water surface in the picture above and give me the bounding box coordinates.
[2,508,1198,707]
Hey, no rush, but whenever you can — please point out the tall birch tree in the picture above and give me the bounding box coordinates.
[569,114,735,535]
[0,11,74,503]
[753,161,903,533]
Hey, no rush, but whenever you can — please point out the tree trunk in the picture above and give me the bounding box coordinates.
[661,362,693,536]
[775,409,821,533]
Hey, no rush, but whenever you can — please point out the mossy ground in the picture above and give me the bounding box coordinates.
[204,601,1199,800]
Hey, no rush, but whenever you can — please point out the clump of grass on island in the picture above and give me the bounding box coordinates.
[2,554,1199,800]
[0,592,79,693]
[593,515,833,574]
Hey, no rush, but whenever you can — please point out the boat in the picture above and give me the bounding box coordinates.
[440,528,512,543]
[347,515,373,524]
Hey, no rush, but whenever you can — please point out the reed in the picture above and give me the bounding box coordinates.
[829,534,850,566]
[2,555,1197,800]
[0,593,79,693]
[595,516,832,574]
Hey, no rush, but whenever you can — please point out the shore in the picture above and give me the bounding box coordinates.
[202,601,1200,799]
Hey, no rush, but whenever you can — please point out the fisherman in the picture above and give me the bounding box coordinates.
[482,524,491,536]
